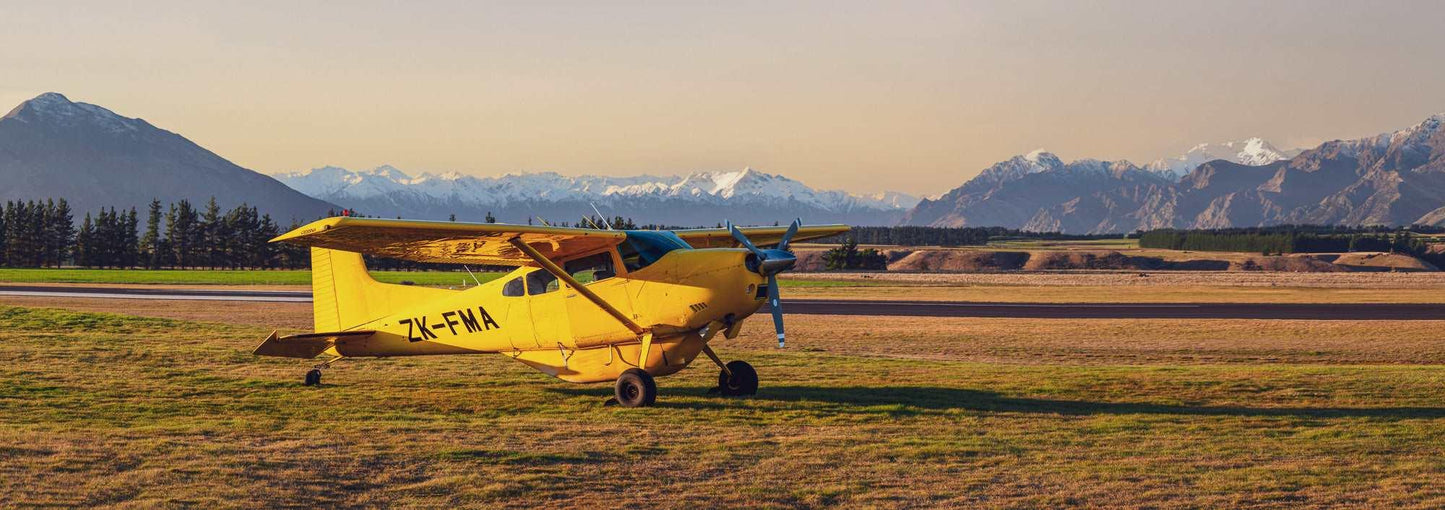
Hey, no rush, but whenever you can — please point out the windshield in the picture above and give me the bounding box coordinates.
[619,230,691,272]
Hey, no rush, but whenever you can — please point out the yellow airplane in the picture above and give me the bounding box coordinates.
[253,217,848,407]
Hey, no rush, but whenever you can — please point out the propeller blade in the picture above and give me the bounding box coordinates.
[767,274,785,348]
[777,218,801,252]
[727,220,763,256]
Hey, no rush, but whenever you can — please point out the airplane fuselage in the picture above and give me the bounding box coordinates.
[325,247,768,382]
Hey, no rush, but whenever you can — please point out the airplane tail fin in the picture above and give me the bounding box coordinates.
[309,247,451,331]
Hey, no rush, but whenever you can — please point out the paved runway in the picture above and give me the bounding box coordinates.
[3,284,1442,320]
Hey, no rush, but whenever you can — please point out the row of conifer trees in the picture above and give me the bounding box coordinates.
[0,198,311,269]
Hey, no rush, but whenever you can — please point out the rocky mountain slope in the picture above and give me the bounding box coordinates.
[904,115,1445,233]
[276,165,919,226]
[0,93,335,223]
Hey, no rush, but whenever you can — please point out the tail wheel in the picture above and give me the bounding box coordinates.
[303,369,322,386]
[717,360,758,396]
[614,368,657,407]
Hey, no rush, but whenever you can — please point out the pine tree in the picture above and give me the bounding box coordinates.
[202,197,223,269]
[258,213,280,269]
[39,199,57,266]
[168,200,196,268]
[93,208,114,268]
[51,199,74,266]
[22,201,44,267]
[76,213,94,268]
[485,211,496,223]
[0,202,8,267]
[121,208,140,268]
[142,199,165,268]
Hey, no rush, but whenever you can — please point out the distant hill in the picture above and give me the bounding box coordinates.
[903,115,1445,233]
[275,165,919,226]
[0,93,336,223]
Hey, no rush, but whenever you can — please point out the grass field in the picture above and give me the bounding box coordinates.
[2,304,1441,507]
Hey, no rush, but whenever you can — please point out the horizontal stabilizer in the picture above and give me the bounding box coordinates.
[253,330,376,359]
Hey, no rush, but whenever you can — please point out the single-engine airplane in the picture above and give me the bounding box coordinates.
[253,217,849,407]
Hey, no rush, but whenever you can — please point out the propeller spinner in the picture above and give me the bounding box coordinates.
[728,219,802,348]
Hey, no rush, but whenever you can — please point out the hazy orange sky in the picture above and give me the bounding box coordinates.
[4,1,1443,195]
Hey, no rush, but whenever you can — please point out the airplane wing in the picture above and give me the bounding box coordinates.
[672,224,851,249]
[271,217,626,266]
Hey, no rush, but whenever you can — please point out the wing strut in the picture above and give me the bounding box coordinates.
[507,237,647,336]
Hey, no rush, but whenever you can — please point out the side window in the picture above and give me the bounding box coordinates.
[618,241,644,272]
[502,277,524,297]
[525,270,559,295]
[564,252,615,283]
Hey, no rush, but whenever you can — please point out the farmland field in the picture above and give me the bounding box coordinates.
[1,299,1442,507]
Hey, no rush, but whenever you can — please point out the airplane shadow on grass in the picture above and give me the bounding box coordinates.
[549,385,1445,419]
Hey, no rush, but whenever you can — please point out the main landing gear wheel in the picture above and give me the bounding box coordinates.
[303,368,322,386]
[614,368,657,408]
[717,360,758,396]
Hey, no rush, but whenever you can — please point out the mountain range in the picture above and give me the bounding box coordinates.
[903,114,1445,233]
[0,93,334,223]
[275,166,919,226]
[5,92,1445,234]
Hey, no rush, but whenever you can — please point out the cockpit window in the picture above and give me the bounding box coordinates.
[564,252,615,283]
[502,277,525,297]
[525,270,559,295]
[618,230,691,272]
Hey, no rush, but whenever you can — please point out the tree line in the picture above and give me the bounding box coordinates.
[1138,227,1445,266]
[1,198,310,269]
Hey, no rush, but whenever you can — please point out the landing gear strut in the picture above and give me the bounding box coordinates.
[614,368,657,407]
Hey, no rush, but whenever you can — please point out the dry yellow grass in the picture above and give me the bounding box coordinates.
[2,293,1443,507]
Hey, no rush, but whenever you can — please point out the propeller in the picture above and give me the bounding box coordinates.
[728,219,802,348]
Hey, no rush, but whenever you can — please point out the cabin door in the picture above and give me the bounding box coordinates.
[524,269,571,347]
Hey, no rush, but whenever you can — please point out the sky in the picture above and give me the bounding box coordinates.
[3,0,1444,196]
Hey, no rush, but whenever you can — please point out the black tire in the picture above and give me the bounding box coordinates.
[614,368,657,407]
[717,360,758,396]
[304,369,322,386]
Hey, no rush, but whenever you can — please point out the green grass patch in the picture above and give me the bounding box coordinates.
[776,277,886,288]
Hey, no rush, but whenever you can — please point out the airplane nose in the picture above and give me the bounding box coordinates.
[757,248,796,276]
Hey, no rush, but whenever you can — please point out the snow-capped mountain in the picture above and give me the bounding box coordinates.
[275,166,920,226]
[1146,138,1302,180]
[904,113,1445,233]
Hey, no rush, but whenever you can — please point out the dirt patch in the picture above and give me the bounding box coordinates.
[1331,252,1439,272]
[1019,250,1231,271]
[888,250,1029,271]
[1231,255,1343,272]
[794,250,828,271]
